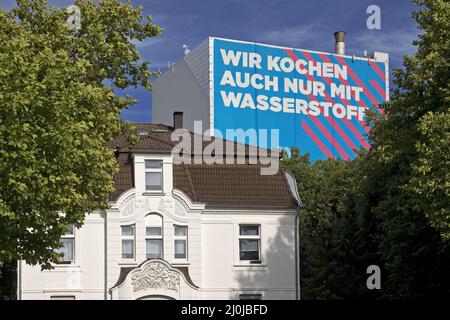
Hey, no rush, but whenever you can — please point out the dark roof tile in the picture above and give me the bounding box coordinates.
[108,124,298,209]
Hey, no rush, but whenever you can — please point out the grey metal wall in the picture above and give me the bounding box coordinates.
[152,38,211,133]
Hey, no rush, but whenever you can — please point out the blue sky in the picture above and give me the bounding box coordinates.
[1,0,420,122]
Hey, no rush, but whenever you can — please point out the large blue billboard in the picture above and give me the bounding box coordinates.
[212,38,388,160]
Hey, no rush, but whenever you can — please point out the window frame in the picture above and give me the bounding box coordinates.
[173,225,188,261]
[121,224,136,261]
[144,160,163,192]
[238,224,261,262]
[145,214,164,260]
[58,224,75,265]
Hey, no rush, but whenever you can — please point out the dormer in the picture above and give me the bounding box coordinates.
[133,153,173,195]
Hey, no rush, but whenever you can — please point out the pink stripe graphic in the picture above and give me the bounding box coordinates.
[307,51,371,146]
[309,116,350,160]
[370,61,386,82]
[290,49,369,151]
[318,53,371,133]
[327,116,360,152]
[286,49,353,158]
[302,120,334,159]
[369,79,386,100]
[335,56,384,115]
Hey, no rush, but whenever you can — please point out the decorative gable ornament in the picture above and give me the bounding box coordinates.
[131,261,180,292]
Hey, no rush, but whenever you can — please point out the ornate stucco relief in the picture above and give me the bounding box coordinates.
[131,261,180,292]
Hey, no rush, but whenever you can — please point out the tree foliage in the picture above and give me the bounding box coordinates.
[409,111,450,238]
[284,0,450,299]
[369,0,450,240]
[364,0,450,298]
[283,153,381,299]
[0,0,161,268]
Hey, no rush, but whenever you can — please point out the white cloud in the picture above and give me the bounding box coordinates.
[149,13,169,23]
[132,37,165,49]
[259,25,419,66]
[352,29,419,57]
[261,25,327,48]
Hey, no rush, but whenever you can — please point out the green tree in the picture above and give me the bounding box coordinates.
[283,151,380,299]
[0,0,161,269]
[283,0,450,299]
[364,0,450,298]
[0,261,16,300]
[369,0,450,240]
[408,110,450,239]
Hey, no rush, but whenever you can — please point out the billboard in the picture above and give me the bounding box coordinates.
[212,38,388,160]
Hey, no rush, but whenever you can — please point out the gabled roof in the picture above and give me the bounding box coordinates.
[108,123,174,152]
[109,123,298,209]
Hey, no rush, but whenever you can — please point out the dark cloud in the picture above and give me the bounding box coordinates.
[1,0,419,122]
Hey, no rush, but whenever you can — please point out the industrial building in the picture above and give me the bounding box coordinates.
[152,34,389,160]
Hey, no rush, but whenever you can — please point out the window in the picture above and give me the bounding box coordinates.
[239,294,262,300]
[57,224,75,264]
[145,160,163,191]
[174,226,188,260]
[121,225,135,260]
[145,214,163,259]
[239,225,260,261]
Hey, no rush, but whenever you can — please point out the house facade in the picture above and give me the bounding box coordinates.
[18,123,301,300]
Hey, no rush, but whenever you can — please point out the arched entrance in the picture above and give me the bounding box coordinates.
[137,295,175,300]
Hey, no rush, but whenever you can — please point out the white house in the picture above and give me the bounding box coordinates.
[18,122,301,300]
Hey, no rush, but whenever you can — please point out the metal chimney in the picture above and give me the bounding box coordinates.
[173,111,183,130]
[334,31,346,55]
